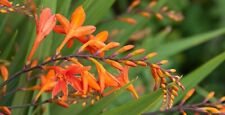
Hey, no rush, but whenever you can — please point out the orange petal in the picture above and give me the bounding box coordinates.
[0,106,11,115]
[89,58,105,93]
[150,67,160,91]
[71,25,96,37]
[55,14,70,32]
[52,81,61,98]
[82,73,88,94]
[85,72,100,91]
[42,15,56,36]
[67,75,82,92]
[127,84,139,99]
[0,65,8,81]
[71,5,86,27]
[0,0,12,7]
[95,31,108,42]
[54,25,66,34]
[66,39,74,48]
[105,72,119,87]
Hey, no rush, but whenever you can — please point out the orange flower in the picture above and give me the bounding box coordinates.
[0,0,12,7]
[53,5,96,54]
[47,64,90,100]
[69,58,100,95]
[89,58,119,93]
[77,31,108,56]
[116,66,139,99]
[20,70,56,102]
[27,8,56,63]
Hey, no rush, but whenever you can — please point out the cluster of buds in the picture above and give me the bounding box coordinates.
[178,89,225,114]
[144,89,225,115]
[123,0,184,22]
[0,0,35,17]
[0,2,185,114]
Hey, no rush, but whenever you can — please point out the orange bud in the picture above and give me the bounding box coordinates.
[126,49,145,58]
[82,102,86,107]
[122,60,137,67]
[148,0,157,8]
[95,42,120,55]
[112,45,134,57]
[135,61,147,66]
[0,65,8,81]
[180,89,195,105]
[0,9,8,13]
[168,69,176,73]
[171,89,178,97]
[117,17,137,25]
[155,13,163,20]
[127,0,140,12]
[158,60,168,65]
[204,91,215,102]
[91,99,95,105]
[0,106,11,115]
[139,11,151,18]
[219,96,225,102]
[78,40,104,54]
[105,59,123,70]
[144,52,157,60]
[55,100,69,108]
[200,107,220,113]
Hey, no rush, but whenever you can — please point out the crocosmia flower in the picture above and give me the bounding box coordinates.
[27,8,56,63]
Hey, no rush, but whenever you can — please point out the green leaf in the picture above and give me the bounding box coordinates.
[101,90,162,115]
[1,31,17,59]
[155,27,225,60]
[83,0,116,25]
[175,50,225,102]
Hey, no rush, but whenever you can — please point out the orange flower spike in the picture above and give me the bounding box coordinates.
[0,0,12,7]
[117,66,139,99]
[27,8,56,63]
[54,6,96,54]
[0,106,11,115]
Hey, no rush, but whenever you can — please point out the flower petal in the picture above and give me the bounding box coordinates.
[55,14,70,32]
[71,5,86,27]
[95,31,108,42]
